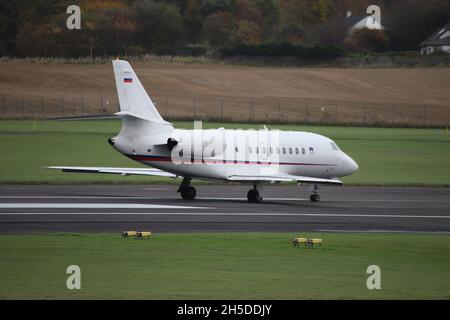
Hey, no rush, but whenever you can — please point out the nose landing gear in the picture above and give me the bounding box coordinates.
[178,177,197,200]
[310,184,320,202]
[247,183,263,203]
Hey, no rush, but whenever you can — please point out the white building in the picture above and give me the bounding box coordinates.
[420,23,450,55]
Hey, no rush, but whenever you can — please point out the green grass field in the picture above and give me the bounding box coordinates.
[0,120,449,185]
[0,233,449,299]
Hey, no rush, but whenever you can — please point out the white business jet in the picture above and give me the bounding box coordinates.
[49,60,358,203]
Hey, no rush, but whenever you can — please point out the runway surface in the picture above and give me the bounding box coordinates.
[0,184,449,233]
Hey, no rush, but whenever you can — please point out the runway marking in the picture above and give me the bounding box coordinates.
[0,203,212,209]
[198,197,307,201]
[0,212,449,219]
[0,196,170,199]
[199,198,450,203]
[0,196,307,200]
[327,199,450,203]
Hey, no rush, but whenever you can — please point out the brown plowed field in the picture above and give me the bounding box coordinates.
[0,61,449,126]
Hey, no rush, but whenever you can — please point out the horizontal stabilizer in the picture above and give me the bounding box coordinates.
[49,114,118,121]
[114,111,172,125]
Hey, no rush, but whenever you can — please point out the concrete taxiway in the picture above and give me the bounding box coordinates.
[0,184,449,233]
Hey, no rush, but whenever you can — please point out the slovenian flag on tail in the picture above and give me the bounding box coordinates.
[124,77,133,83]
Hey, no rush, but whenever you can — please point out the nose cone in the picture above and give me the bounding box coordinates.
[341,153,359,176]
[348,156,359,174]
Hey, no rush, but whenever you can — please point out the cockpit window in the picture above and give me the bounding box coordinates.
[331,142,340,151]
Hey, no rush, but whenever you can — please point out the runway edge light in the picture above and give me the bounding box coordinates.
[292,238,308,247]
[137,231,152,239]
[122,231,152,239]
[292,237,322,248]
[122,231,138,238]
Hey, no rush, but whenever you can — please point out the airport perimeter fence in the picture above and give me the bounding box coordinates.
[0,93,449,128]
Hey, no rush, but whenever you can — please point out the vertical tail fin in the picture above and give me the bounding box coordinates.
[112,59,169,124]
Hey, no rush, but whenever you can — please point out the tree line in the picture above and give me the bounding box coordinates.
[0,0,449,58]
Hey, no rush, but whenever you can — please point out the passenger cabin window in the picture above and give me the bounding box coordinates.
[309,147,314,154]
[282,147,286,154]
[256,147,259,154]
[302,147,305,155]
[269,147,273,154]
[235,147,239,152]
[289,147,293,154]
[295,148,299,155]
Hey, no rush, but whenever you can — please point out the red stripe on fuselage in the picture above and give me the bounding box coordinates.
[127,154,334,167]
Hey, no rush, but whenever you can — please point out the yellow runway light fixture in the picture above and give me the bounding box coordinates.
[137,231,152,239]
[122,231,138,238]
[307,238,322,248]
[292,238,308,247]
[292,237,323,248]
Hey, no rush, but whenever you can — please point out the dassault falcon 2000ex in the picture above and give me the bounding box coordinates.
[49,60,358,203]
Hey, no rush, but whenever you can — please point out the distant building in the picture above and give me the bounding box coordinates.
[345,10,384,34]
[420,23,450,55]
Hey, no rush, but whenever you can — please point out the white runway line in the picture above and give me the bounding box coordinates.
[0,196,166,199]
[328,199,450,203]
[0,196,307,200]
[199,197,450,203]
[0,212,449,219]
[0,203,212,209]
[198,197,307,201]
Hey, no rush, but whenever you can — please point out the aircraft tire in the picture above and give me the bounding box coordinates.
[247,190,263,203]
[181,186,196,200]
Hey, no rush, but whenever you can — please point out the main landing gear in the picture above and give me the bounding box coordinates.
[247,184,263,203]
[178,177,197,200]
[177,178,320,203]
[310,184,320,202]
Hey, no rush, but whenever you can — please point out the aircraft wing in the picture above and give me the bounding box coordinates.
[226,173,343,185]
[47,166,177,177]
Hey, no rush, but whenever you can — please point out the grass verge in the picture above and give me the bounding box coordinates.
[0,232,449,299]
